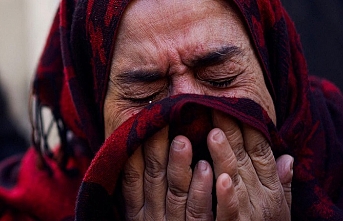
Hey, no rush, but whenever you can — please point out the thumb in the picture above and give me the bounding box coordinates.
[276,154,293,209]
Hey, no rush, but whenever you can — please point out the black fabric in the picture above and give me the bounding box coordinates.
[281,0,343,91]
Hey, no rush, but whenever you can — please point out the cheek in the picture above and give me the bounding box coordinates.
[248,61,276,124]
[103,98,139,139]
[205,68,276,124]
[248,79,276,123]
[235,72,276,124]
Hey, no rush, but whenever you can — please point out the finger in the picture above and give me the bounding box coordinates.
[212,111,255,193]
[207,128,237,181]
[207,128,250,219]
[212,110,255,195]
[216,173,239,221]
[241,125,290,220]
[122,146,145,220]
[212,110,246,163]
[242,124,279,190]
[143,126,169,220]
[186,161,213,221]
[276,154,293,209]
[166,135,193,220]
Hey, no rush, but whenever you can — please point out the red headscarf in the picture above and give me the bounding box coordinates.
[0,0,342,220]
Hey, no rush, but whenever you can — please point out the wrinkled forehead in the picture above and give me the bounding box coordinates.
[110,0,249,68]
[111,0,268,65]
[113,0,247,49]
[108,0,272,92]
[120,0,241,22]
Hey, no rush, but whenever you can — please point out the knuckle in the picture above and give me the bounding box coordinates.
[214,156,238,179]
[248,138,270,157]
[167,189,188,207]
[123,171,141,185]
[145,155,166,179]
[224,127,241,142]
[231,172,241,186]
[167,166,192,194]
[233,141,246,160]
[238,151,251,169]
[123,168,141,186]
[144,170,166,184]
[186,200,212,220]
[221,117,239,134]
[169,185,187,197]
[167,161,185,178]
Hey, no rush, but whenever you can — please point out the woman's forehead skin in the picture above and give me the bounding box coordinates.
[104,0,276,137]
[112,0,248,72]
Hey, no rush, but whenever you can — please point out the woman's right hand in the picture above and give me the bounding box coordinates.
[122,126,214,220]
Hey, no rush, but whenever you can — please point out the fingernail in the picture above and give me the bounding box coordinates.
[172,139,185,150]
[197,160,208,171]
[222,174,231,188]
[213,130,225,143]
[289,158,294,176]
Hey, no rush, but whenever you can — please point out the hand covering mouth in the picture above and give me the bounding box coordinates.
[76,94,285,220]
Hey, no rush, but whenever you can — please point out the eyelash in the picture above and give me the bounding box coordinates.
[127,75,237,105]
[202,75,238,89]
[127,91,161,105]
[208,79,234,88]
[129,94,157,104]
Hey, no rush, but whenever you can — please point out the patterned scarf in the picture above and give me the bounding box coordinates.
[0,0,342,220]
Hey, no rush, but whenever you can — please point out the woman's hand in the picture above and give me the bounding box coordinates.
[122,112,293,220]
[122,126,214,220]
[211,110,292,220]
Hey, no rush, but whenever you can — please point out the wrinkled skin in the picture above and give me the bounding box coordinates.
[103,0,293,220]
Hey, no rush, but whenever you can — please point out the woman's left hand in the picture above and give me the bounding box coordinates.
[210,110,292,220]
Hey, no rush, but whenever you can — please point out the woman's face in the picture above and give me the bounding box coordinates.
[104,0,276,138]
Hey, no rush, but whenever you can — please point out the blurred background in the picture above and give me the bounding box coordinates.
[0,0,59,145]
[0,0,342,150]
[282,0,343,91]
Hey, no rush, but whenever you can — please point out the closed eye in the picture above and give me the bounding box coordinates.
[123,81,168,106]
[199,75,238,89]
[126,92,159,105]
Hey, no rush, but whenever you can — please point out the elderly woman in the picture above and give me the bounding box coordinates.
[0,0,343,220]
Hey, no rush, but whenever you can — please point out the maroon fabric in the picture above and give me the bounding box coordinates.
[0,148,90,221]
[0,0,343,220]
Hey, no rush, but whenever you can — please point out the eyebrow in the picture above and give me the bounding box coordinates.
[114,45,244,84]
[116,70,164,84]
[191,45,244,67]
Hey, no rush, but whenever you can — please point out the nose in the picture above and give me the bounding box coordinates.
[169,73,203,96]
